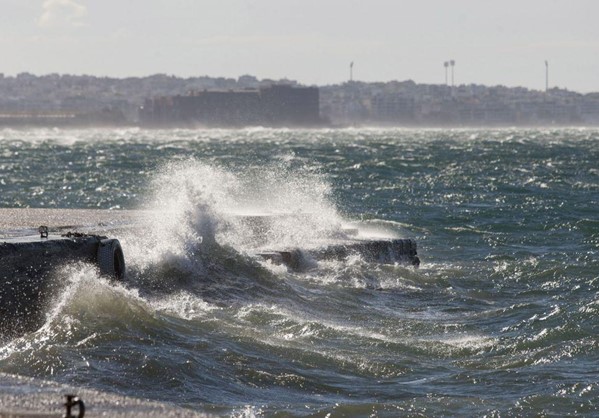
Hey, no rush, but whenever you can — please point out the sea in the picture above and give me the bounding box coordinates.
[0,127,597,416]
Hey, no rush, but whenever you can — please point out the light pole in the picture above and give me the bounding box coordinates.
[350,61,354,82]
[545,60,549,93]
[444,61,449,85]
[450,59,455,87]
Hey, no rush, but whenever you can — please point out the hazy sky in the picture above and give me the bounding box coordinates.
[3,0,599,92]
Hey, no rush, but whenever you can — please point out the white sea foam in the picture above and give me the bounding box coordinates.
[438,334,497,351]
[119,158,372,277]
[119,160,237,275]
[150,291,219,320]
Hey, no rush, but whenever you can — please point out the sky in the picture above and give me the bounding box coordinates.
[2,0,599,92]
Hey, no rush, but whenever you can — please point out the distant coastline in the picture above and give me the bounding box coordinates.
[1,73,599,128]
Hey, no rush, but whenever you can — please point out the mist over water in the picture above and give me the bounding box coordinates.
[0,127,598,416]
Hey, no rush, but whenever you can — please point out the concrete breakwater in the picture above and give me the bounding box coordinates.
[0,208,420,415]
[0,234,125,336]
[0,209,136,337]
[257,238,419,270]
[0,208,419,335]
[0,208,141,235]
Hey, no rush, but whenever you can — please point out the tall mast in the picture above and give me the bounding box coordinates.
[444,61,449,85]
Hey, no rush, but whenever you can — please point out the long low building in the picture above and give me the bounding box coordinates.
[0,109,127,127]
[140,84,322,127]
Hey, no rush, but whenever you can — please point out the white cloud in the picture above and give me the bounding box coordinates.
[38,0,87,28]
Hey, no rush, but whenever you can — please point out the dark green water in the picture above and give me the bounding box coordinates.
[0,127,598,416]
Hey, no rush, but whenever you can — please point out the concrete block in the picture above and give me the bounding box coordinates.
[0,234,124,337]
[257,238,420,270]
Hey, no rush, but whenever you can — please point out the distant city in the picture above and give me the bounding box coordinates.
[1,72,599,127]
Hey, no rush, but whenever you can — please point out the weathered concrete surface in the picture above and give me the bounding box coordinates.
[0,373,210,417]
[0,209,137,336]
[0,208,140,236]
[257,238,420,269]
[0,235,106,336]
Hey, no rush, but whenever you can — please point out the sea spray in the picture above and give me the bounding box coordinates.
[120,157,352,277]
[119,160,236,282]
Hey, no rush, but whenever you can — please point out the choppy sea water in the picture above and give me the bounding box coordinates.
[0,127,598,416]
